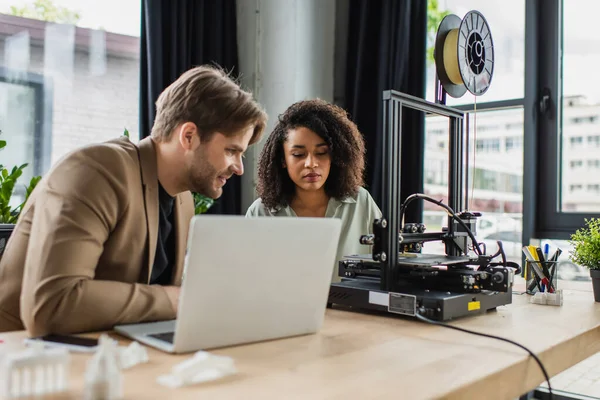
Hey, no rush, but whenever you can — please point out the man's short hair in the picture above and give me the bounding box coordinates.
[151,65,267,144]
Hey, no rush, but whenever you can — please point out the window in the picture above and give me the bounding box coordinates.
[570,116,598,124]
[569,160,583,168]
[475,138,501,153]
[535,0,600,236]
[587,184,600,194]
[505,136,522,152]
[569,184,583,192]
[588,160,600,168]
[0,1,141,205]
[569,136,583,147]
[587,135,600,147]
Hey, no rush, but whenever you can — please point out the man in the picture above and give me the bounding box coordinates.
[0,65,267,336]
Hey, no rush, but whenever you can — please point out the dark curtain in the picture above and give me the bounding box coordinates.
[344,0,427,223]
[139,0,242,215]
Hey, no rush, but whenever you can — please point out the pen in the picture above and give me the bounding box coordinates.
[535,247,554,293]
[549,248,562,287]
[523,247,544,292]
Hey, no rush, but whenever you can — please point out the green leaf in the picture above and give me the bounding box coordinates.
[570,218,600,269]
[25,175,41,201]
[193,192,214,214]
[123,128,130,138]
[0,136,39,223]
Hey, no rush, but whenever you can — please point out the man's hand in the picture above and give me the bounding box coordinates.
[162,286,181,314]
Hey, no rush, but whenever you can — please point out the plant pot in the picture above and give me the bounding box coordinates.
[591,269,600,302]
[0,224,15,261]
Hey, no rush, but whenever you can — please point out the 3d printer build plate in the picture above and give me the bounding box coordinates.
[343,253,474,267]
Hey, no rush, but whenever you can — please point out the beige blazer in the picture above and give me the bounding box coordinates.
[0,137,194,336]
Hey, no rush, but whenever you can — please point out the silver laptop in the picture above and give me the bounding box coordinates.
[114,215,341,353]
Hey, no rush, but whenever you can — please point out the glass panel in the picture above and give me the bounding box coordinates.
[426,0,525,104]
[0,1,141,203]
[560,0,600,212]
[422,107,524,282]
[0,81,35,208]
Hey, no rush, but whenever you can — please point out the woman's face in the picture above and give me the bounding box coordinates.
[282,127,331,193]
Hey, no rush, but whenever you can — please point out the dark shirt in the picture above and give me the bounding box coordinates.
[150,183,175,285]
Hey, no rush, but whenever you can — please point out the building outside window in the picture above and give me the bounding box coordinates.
[0,0,141,207]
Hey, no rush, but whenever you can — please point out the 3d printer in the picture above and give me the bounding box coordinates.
[328,11,519,321]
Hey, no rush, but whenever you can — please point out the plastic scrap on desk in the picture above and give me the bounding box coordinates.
[0,340,70,398]
[83,334,122,400]
[157,351,237,389]
[118,341,149,370]
[530,289,563,306]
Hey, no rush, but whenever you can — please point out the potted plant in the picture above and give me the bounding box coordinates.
[0,133,41,259]
[570,217,600,301]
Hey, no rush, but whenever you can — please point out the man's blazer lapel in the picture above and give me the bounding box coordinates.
[136,137,159,284]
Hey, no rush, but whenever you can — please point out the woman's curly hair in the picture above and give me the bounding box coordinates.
[256,99,366,209]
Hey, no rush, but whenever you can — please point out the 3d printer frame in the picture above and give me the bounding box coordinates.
[328,91,514,320]
[377,90,467,292]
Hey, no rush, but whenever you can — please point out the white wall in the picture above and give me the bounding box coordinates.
[236,0,337,211]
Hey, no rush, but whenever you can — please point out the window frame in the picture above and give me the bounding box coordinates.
[0,66,53,176]
[530,0,598,239]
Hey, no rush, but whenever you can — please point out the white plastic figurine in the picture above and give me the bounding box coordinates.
[118,341,149,370]
[0,341,70,398]
[157,350,237,388]
[530,289,563,306]
[83,334,122,400]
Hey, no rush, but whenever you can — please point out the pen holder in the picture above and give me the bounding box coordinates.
[525,260,558,295]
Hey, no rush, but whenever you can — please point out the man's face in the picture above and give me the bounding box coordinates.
[185,126,254,199]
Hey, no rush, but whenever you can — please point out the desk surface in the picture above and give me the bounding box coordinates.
[1,288,600,400]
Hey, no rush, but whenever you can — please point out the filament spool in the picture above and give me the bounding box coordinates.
[443,28,462,85]
[434,10,494,98]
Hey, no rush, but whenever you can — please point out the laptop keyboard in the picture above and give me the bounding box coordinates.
[148,331,175,343]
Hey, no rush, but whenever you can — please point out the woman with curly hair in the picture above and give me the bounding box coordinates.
[246,99,381,282]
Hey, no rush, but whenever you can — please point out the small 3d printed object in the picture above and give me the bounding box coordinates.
[0,341,70,398]
[157,350,236,388]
